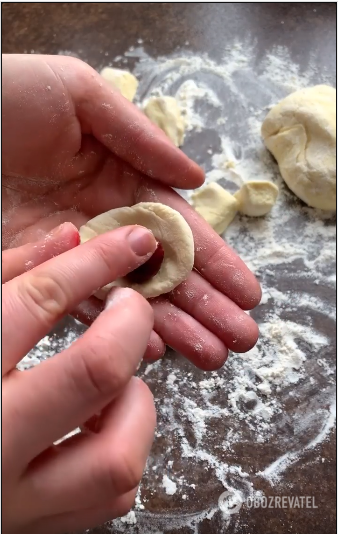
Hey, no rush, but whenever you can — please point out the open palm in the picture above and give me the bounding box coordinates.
[2,54,261,369]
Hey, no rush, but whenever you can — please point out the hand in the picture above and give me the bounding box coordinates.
[2,223,158,534]
[2,54,261,370]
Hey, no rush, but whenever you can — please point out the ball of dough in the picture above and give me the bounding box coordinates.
[79,202,194,299]
[261,85,336,211]
[143,96,185,147]
[234,181,279,217]
[100,67,138,101]
[191,182,238,234]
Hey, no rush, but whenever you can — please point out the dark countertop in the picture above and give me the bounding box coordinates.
[2,3,336,534]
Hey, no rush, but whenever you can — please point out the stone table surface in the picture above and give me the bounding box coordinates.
[2,3,336,534]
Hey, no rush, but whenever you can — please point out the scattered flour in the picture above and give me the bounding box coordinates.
[20,40,336,533]
[162,475,177,496]
[120,511,137,525]
[18,329,81,370]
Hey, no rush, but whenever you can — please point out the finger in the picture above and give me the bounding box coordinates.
[71,298,165,361]
[3,289,154,467]
[151,298,228,371]
[2,225,157,374]
[3,203,87,249]
[21,378,155,515]
[138,180,262,310]
[71,296,104,325]
[2,222,79,283]
[25,489,137,534]
[144,330,166,361]
[170,271,259,353]
[51,55,204,189]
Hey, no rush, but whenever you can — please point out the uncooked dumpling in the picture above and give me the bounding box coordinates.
[143,96,185,147]
[79,202,194,299]
[234,181,279,217]
[191,182,238,234]
[100,67,138,101]
[261,85,336,211]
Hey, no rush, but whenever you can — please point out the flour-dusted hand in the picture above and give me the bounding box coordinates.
[2,225,158,534]
[2,54,261,370]
[2,54,204,252]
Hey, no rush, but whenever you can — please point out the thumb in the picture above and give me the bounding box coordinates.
[2,225,157,375]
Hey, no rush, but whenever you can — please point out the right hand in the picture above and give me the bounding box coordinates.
[2,223,157,534]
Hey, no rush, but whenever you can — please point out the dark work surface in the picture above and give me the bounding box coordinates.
[2,3,337,534]
[2,3,337,73]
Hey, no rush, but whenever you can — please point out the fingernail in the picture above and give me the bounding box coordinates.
[49,223,80,244]
[127,226,156,256]
[48,223,67,237]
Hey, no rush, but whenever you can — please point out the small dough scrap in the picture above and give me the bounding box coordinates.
[191,182,239,234]
[100,67,138,101]
[143,96,185,147]
[79,202,194,299]
[261,85,336,210]
[234,181,279,217]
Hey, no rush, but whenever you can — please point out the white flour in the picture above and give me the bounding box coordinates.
[21,41,336,532]
[162,475,177,496]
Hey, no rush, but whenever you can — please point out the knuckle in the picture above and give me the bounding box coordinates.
[202,246,224,273]
[133,290,154,320]
[190,291,208,317]
[112,454,144,495]
[97,456,140,500]
[60,57,104,109]
[2,257,11,282]
[67,57,96,84]
[94,240,121,272]
[92,237,132,279]
[21,272,68,324]
[71,335,130,399]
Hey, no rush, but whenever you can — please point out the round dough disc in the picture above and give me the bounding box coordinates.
[79,202,195,299]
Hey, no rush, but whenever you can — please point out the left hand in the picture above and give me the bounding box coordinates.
[2,54,261,370]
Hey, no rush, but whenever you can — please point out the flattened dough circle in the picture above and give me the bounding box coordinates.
[79,202,195,299]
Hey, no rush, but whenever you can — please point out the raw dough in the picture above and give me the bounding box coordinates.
[143,96,185,147]
[191,182,239,234]
[261,85,336,211]
[100,67,138,101]
[234,181,279,217]
[79,202,194,299]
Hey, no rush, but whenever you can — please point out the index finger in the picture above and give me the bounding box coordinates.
[50,55,205,190]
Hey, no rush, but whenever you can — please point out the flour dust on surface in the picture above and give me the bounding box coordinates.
[20,39,336,533]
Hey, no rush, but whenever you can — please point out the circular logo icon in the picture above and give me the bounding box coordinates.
[218,491,243,515]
